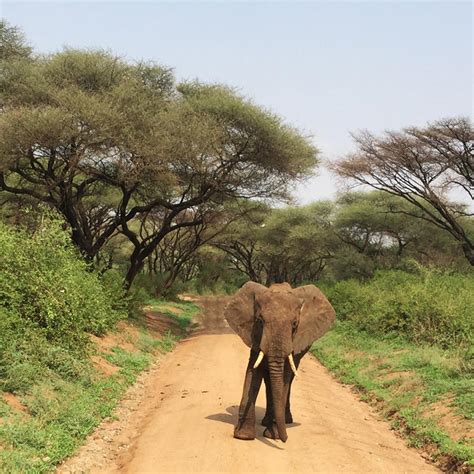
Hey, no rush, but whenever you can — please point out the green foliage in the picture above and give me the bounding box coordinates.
[143,298,200,330]
[334,118,474,267]
[0,20,32,61]
[137,330,179,353]
[0,294,183,474]
[178,82,318,190]
[0,218,125,340]
[190,250,246,295]
[211,190,471,291]
[260,202,338,282]
[104,347,150,384]
[0,346,149,473]
[0,39,318,291]
[312,323,474,468]
[213,201,338,286]
[0,217,126,391]
[323,269,474,349]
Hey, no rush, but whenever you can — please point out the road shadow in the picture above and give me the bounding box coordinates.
[206,405,266,425]
[206,406,300,450]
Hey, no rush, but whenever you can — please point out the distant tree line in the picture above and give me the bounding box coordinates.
[208,190,471,287]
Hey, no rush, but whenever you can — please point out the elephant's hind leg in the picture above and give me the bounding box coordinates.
[284,350,307,425]
[234,351,263,440]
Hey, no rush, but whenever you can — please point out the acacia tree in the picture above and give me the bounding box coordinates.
[212,204,269,283]
[215,202,338,285]
[0,41,318,288]
[410,118,473,199]
[116,84,318,288]
[333,191,466,271]
[147,203,252,294]
[0,48,175,264]
[332,118,474,265]
[151,217,207,289]
[0,20,32,62]
[334,192,427,258]
[259,202,338,284]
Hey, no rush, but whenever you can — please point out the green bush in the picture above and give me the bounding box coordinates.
[322,269,473,349]
[0,218,126,390]
[0,220,125,340]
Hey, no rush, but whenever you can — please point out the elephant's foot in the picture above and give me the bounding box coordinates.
[234,421,255,440]
[285,411,293,424]
[263,425,279,440]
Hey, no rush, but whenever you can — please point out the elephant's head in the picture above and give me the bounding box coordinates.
[224,281,335,442]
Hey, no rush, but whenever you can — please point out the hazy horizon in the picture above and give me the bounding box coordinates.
[2,0,472,203]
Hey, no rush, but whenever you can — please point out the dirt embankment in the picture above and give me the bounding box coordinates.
[59,296,438,473]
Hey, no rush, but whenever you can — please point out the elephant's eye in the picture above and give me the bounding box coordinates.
[256,315,264,324]
[292,320,298,329]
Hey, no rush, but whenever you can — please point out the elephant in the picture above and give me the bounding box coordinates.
[224,281,336,443]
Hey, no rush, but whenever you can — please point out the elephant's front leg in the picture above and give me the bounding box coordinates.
[234,350,263,440]
[261,369,274,427]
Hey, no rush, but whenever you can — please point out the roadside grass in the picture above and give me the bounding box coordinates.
[136,329,180,354]
[0,303,195,474]
[312,322,473,471]
[143,297,201,330]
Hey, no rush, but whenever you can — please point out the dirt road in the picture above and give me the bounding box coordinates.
[60,296,438,473]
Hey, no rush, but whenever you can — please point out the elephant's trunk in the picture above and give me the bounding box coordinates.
[268,358,288,443]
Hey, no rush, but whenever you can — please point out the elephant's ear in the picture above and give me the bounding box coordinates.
[292,285,336,355]
[224,281,267,348]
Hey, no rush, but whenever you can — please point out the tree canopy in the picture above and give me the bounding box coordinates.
[332,118,474,265]
[0,39,318,287]
[0,20,32,61]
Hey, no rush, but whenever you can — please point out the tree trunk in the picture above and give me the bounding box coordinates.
[462,242,474,266]
[124,260,144,290]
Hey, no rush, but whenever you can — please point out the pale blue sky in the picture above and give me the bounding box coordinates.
[1,1,472,203]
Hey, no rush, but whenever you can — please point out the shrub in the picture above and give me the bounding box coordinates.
[0,219,125,342]
[0,218,127,390]
[322,269,473,349]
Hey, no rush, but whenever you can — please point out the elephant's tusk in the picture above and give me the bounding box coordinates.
[288,353,298,377]
[253,351,264,369]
